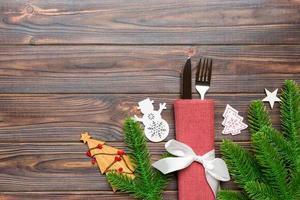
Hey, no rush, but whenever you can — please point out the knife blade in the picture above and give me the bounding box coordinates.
[181,58,192,99]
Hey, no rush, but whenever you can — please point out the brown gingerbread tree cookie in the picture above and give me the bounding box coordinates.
[80,132,135,191]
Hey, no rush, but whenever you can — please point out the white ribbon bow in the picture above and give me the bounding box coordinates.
[152,139,230,196]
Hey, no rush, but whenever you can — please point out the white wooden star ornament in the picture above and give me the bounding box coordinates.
[262,88,281,109]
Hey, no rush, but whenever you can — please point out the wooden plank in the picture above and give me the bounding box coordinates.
[0,191,178,200]
[0,142,247,192]
[0,93,282,143]
[0,0,300,44]
[0,45,299,94]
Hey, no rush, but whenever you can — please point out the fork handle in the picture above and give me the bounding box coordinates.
[196,85,210,100]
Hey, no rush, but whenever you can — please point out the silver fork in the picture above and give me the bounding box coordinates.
[195,57,212,100]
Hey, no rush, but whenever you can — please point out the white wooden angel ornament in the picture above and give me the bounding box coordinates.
[134,98,169,142]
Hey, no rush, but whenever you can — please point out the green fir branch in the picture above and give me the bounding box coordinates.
[248,100,272,134]
[280,80,300,142]
[245,181,279,200]
[252,128,290,199]
[258,125,296,190]
[217,190,250,200]
[280,80,300,166]
[218,80,300,200]
[152,170,170,195]
[107,118,168,200]
[220,140,262,187]
[106,172,137,195]
[123,119,154,190]
[280,80,300,197]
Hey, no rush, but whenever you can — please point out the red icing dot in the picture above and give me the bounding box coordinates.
[97,144,103,149]
[91,158,96,165]
[117,150,125,156]
[118,167,123,173]
[86,150,92,157]
[114,156,122,162]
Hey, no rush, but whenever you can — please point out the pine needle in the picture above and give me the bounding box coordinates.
[252,128,290,199]
[217,190,250,200]
[245,181,279,200]
[107,118,169,200]
[217,80,300,200]
[280,80,300,142]
[248,100,272,135]
[220,140,262,187]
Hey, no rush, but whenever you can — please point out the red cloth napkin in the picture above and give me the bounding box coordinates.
[174,99,215,200]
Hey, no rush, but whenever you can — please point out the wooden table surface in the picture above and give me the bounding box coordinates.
[0,1,299,199]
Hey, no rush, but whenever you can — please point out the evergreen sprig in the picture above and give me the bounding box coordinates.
[247,100,272,134]
[217,190,249,200]
[217,80,300,200]
[107,118,169,200]
[220,140,262,187]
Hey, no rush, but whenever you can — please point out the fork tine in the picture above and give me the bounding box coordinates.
[203,58,209,82]
[196,57,212,84]
[195,57,212,100]
[196,58,201,82]
[207,59,212,84]
[200,58,206,82]
[204,58,209,82]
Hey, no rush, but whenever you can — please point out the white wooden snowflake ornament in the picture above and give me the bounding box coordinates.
[134,98,169,142]
[262,88,281,109]
[222,104,248,135]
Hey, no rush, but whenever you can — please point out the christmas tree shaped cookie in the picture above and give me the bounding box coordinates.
[222,104,248,135]
[80,132,135,191]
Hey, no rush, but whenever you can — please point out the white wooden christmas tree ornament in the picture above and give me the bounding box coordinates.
[262,88,281,109]
[134,98,169,142]
[222,104,248,135]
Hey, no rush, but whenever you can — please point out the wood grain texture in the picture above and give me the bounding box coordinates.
[0,93,282,143]
[0,0,300,45]
[0,142,249,192]
[0,45,299,94]
[0,191,178,200]
[1,0,299,199]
